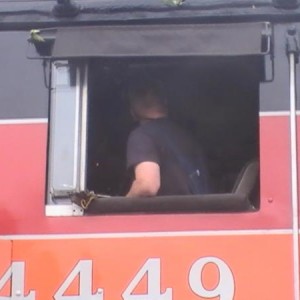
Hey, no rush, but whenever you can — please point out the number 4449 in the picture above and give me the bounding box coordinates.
[0,257,235,300]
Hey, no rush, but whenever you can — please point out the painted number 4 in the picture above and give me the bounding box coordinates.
[0,262,35,300]
[54,260,103,300]
[122,258,172,300]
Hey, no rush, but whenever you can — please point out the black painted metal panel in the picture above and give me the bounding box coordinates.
[0,0,299,29]
[260,24,290,111]
[0,31,48,119]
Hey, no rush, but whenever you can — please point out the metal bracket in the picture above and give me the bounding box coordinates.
[72,203,84,216]
[286,26,300,63]
[52,0,80,18]
[262,23,274,82]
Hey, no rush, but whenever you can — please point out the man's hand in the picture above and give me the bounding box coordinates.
[126,161,160,197]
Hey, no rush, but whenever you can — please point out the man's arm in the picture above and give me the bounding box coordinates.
[126,161,160,197]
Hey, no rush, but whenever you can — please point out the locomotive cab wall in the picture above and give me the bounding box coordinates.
[0,1,299,299]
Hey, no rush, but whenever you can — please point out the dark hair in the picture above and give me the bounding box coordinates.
[127,74,167,108]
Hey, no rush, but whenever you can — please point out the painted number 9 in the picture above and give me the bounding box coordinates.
[189,257,234,300]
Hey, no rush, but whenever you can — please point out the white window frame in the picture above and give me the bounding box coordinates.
[46,60,88,216]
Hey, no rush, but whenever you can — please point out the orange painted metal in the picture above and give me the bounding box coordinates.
[0,240,12,297]
[6,234,294,300]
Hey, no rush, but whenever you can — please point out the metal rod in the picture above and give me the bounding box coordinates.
[80,64,88,190]
[289,52,300,300]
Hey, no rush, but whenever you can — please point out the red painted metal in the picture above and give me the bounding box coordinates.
[0,115,292,235]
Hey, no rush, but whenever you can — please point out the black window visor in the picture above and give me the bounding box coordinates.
[30,22,271,58]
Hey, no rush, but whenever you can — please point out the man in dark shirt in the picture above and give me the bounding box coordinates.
[126,78,210,197]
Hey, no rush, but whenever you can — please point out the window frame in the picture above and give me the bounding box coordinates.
[44,23,269,216]
[45,57,261,217]
[46,60,88,213]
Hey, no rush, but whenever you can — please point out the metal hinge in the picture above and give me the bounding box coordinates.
[286,26,300,62]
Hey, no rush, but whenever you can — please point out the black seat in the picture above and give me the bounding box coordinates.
[232,160,259,208]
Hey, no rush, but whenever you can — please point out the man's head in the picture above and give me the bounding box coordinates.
[127,76,168,121]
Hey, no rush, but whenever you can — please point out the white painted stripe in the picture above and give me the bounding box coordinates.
[0,229,292,240]
[259,111,290,117]
[260,111,300,116]
[0,113,294,121]
[0,118,48,125]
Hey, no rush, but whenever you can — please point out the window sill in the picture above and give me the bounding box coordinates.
[71,193,257,215]
[45,204,84,217]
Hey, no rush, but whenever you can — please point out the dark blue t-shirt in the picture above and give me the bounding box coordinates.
[126,118,210,195]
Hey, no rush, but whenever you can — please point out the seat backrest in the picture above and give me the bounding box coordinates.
[232,160,259,198]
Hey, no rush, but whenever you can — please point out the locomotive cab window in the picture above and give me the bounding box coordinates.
[45,23,270,215]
